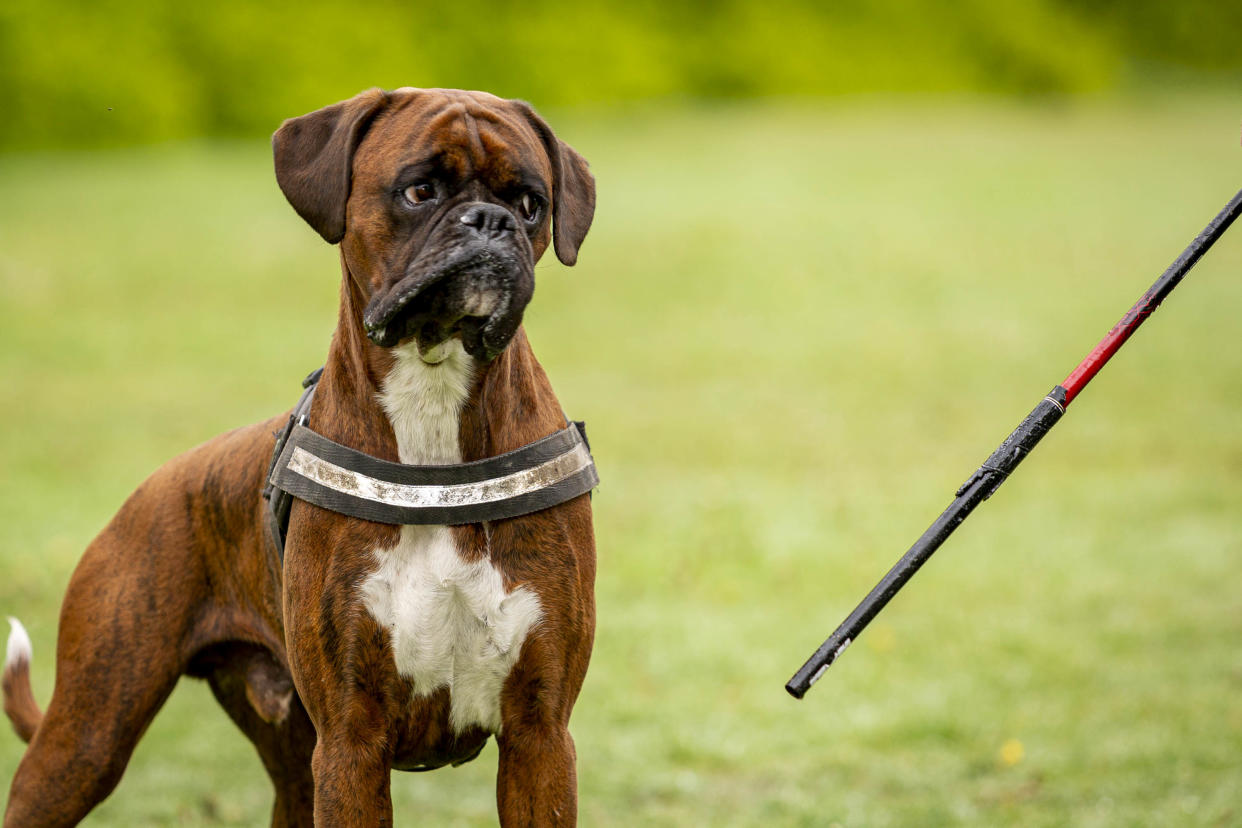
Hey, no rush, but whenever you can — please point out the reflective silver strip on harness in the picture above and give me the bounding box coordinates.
[286,440,593,511]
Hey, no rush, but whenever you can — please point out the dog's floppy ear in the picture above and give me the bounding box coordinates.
[272,88,390,244]
[516,102,596,266]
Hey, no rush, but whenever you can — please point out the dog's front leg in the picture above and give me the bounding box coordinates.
[310,703,393,828]
[288,602,394,824]
[496,724,578,827]
[495,650,583,828]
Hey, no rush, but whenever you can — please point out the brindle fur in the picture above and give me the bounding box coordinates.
[3,88,596,827]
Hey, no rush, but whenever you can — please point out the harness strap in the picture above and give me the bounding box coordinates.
[262,367,322,556]
[263,368,598,562]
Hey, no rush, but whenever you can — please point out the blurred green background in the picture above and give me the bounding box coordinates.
[2,2,1241,826]
[3,0,1241,149]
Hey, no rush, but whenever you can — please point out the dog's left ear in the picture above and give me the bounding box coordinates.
[515,102,596,266]
[273,88,390,244]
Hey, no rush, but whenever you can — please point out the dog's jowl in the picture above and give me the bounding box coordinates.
[3,87,598,827]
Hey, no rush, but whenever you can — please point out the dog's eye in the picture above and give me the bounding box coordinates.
[518,193,541,223]
[403,182,436,204]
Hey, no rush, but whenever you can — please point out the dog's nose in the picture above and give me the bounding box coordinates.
[459,204,516,241]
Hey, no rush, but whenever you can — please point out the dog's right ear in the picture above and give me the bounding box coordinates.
[272,88,390,244]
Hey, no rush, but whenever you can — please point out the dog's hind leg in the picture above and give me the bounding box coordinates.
[3,484,206,827]
[196,643,316,827]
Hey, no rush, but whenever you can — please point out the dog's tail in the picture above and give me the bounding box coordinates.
[3,617,43,742]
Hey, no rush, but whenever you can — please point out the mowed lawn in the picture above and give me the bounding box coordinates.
[1,95,1239,826]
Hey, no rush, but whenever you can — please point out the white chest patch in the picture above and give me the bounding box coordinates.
[361,340,543,734]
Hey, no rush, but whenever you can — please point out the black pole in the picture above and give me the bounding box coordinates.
[787,187,1242,699]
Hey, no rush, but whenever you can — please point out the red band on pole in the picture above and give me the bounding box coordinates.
[1061,188,1242,407]
[1060,287,1160,406]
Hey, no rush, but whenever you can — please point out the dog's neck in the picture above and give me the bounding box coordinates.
[378,340,474,465]
[317,263,566,465]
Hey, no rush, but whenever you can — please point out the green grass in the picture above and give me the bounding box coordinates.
[2,95,1240,825]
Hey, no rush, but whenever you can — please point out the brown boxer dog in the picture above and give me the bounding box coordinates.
[3,87,596,827]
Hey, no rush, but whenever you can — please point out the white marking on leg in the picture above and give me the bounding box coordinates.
[362,340,543,733]
[5,617,32,670]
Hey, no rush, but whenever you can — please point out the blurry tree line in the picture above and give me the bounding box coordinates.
[1,0,1238,149]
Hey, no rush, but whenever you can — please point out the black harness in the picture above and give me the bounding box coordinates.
[262,368,598,559]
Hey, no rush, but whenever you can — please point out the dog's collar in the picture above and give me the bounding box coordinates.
[262,368,598,559]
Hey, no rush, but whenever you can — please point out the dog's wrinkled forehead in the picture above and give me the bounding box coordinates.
[273,86,594,266]
[352,89,552,197]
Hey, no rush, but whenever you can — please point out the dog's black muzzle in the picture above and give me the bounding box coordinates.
[363,203,535,361]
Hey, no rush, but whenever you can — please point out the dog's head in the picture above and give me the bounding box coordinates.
[273,87,594,362]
